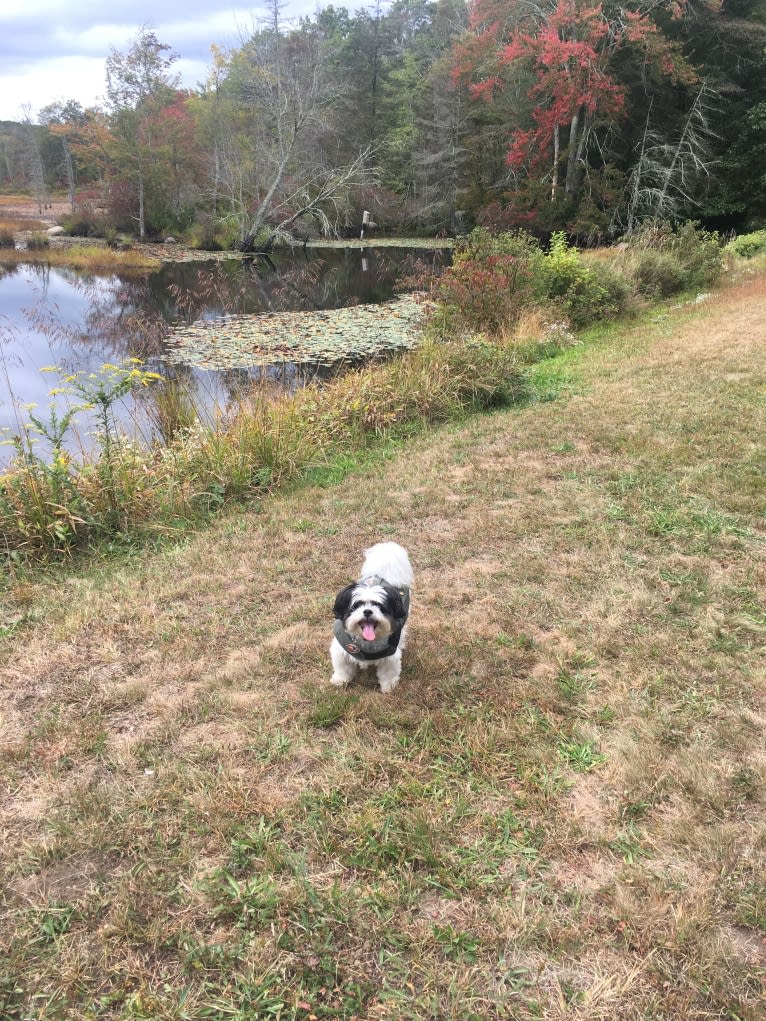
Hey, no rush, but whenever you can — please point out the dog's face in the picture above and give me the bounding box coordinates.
[333,579,405,644]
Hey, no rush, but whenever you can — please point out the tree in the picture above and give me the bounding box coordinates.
[410,53,472,229]
[19,105,47,212]
[39,101,88,212]
[452,0,697,232]
[502,1,630,203]
[212,1,375,251]
[150,93,205,232]
[616,81,719,233]
[60,108,114,195]
[193,45,231,220]
[663,0,766,228]
[105,28,181,238]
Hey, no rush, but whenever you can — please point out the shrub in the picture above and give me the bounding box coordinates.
[628,220,723,291]
[435,228,542,334]
[669,221,723,287]
[539,233,625,326]
[25,232,49,251]
[0,228,14,248]
[725,230,766,259]
[185,218,237,251]
[587,258,633,315]
[59,214,92,236]
[58,208,110,238]
[434,228,632,335]
[627,248,687,298]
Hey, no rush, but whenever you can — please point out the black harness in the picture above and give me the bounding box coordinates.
[333,577,411,662]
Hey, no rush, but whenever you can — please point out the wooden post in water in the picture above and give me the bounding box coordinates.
[360,209,370,241]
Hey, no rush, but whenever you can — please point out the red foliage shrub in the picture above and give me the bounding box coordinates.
[437,251,538,333]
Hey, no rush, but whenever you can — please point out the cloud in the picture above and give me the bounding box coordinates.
[0,0,323,119]
[0,57,108,120]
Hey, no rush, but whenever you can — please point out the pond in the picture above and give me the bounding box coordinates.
[0,246,447,460]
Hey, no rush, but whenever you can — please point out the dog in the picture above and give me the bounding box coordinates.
[330,542,413,693]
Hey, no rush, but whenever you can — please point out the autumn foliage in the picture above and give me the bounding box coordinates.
[453,0,697,228]
[5,0,763,242]
[502,2,629,173]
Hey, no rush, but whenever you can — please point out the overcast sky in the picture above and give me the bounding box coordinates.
[0,0,330,121]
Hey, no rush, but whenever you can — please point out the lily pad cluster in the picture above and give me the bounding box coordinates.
[164,295,432,371]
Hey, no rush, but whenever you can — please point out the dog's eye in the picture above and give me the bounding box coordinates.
[351,601,363,611]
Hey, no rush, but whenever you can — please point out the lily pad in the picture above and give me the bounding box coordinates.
[164,294,433,371]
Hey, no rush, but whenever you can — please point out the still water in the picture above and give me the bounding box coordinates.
[0,246,444,454]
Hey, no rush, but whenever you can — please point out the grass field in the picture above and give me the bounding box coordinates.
[1,269,765,1019]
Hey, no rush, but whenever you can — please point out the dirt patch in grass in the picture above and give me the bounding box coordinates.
[1,273,765,1018]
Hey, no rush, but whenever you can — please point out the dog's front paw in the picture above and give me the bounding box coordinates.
[378,660,402,693]
[376,656,401,694]
[330,673,351,688]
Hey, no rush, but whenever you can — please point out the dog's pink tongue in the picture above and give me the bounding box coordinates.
[362,623,376,642]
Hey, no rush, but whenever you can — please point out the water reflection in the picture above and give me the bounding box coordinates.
[0,247,447,458]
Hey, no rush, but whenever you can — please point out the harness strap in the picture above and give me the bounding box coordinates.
[333,618,404,661]
[334,581,411,662]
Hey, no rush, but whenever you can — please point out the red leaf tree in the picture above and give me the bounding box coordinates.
[454,0,691,215]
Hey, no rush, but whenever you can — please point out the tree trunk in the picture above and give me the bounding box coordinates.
[137,149,145,238]
[62,137,76,213]
[551,123,560,202]
[565,106,581,199]
[20,109,47,213]
[212,144,220,216]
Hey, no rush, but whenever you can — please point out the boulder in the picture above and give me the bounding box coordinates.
[46,226,65,237]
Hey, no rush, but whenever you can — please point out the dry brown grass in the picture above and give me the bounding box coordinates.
[1,273,765,1018]
[0,194,161,269]
[0,241,161,270]
[0,193,59,235]
[0,216,47,233]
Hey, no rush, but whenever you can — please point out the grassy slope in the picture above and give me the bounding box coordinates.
[1,272,765,1019]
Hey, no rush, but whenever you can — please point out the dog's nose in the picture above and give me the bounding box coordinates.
[363,609,373,618]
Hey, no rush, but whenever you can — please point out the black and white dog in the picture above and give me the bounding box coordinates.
[330,542,413,693]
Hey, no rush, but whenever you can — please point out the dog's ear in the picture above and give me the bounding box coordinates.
[381,582,405,622]
[333,583,356,620]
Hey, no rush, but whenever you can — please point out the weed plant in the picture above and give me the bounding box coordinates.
[25,232,49,251]
[624,247,687,297]
[621,219,724,293]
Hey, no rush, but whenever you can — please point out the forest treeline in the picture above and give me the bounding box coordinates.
[2,0,765,249]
